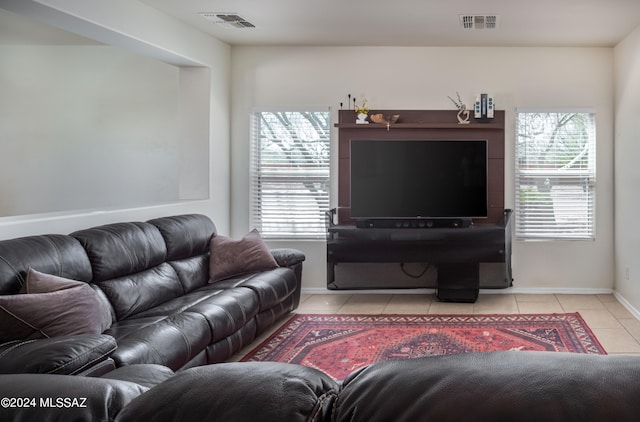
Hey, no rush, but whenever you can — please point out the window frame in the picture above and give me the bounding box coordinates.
[249,107,331,240]
[515,109,596,241]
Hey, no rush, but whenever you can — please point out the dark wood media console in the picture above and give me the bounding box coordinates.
[329,109,510,301]
[327,210,513,302]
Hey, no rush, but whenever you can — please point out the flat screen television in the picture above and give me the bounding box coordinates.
[350,139,488,220]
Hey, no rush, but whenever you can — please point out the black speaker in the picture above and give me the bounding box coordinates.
[436,263,480,303]
[355,218,472,229]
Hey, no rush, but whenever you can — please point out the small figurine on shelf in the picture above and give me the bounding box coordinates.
[448,92,471,124]
[354,98,369,124]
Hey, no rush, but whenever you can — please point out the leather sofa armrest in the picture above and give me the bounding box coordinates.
[270,248,306,267]
[0,373,147,422]
[271,248,306,309]
[77,358,116,377]
[0,334,117,375]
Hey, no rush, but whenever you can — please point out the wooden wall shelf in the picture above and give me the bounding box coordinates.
[336,109,505,129]
[335,122,504,130]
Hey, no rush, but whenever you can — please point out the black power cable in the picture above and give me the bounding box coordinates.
[400,262,431,279]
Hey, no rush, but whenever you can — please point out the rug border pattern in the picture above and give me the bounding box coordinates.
[242,313,607,364]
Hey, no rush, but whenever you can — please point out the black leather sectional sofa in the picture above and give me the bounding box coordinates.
[0,214,305,375]
[2,351,640,421]
[3,214,640,421]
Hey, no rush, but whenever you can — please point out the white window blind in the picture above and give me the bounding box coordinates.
[250,109,330,239]
[515,111,596,240]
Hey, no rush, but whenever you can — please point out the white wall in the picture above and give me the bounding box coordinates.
[614,25,640,313]
[0,0,232,238]
[231,46,615,292]
[0,1,625,299]
[0,45,181,216]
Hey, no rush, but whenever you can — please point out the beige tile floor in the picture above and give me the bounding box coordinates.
[232,293,640,360]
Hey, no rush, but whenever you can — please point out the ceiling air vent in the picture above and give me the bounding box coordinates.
[198,12,255,29]
[459,15,499,30]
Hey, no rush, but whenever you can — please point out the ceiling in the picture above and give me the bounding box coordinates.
[140,0,640,47]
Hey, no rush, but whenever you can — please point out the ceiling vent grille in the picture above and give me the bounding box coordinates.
[198,12,255,29]
[459,15,499,30]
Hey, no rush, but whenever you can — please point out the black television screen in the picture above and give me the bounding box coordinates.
[350,139,488,219]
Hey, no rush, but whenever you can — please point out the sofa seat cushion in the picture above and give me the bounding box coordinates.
[213,267,297,312]
[105,313,211,370]
[128,288,230,319]
[185,287,260,342]
[0,334,117,375]
[102,364,175,389]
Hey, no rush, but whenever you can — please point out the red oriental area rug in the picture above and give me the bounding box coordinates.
[241,313,606,380]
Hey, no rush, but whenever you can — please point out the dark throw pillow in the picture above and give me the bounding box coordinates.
[0,268,112,343]
[209,229,278,282]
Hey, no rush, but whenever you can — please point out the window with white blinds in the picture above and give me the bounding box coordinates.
[515,111,596,240]
[250,109,330,239]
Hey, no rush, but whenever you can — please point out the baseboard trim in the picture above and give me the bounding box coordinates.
[300,287,640,321]
[497,287,614,295]
[302,288,436,295]
[301,287,614,295]
[613,291,640,320]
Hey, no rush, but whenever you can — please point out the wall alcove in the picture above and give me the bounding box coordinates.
[335,109,505,225]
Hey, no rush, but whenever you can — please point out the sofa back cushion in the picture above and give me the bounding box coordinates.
[71,222,167,282]
[148,214,215,293]
[147,214,215,262]
[0,234,92,295]
[71,222,185,320]
[95,263,185,320]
